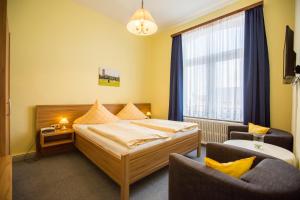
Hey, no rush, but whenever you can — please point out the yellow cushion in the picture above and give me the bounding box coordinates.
[117,103,147,120]
[248,123,270,134]
[74,100,119,124]
[204,156,255,178]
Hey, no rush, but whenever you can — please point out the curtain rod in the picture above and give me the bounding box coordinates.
[171,1,263,38]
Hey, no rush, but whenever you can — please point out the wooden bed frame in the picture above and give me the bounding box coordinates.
[36,103,201,200]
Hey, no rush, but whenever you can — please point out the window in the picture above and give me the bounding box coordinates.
[182,12,245,122]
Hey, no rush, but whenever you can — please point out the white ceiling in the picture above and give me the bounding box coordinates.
[74,0,237,29]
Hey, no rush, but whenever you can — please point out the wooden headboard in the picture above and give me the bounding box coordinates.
[35,103,151,133]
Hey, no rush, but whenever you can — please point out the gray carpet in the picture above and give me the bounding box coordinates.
[13,147,206,200]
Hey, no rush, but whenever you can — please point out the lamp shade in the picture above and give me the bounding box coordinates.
[127,8,158,36]
[146,111,151,116]
[59,118,69,125]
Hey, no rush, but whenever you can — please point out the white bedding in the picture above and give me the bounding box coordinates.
[73,120,198,158]
[88,123,169,148]
[131,119,198,132]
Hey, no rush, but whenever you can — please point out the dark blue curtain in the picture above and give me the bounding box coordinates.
[244,5,270,126]
[168,35,183,121]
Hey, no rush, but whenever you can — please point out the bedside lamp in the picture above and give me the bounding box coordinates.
[146,111,152,119]
[59,117,69,130]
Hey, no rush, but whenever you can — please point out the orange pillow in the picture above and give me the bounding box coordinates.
[117,103,147,120]
[73,100,119,124]
[205,156,255,178]
[248,123,270,134]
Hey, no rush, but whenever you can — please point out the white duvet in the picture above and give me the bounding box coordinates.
[131,119,198,133]
[87,123,169,148]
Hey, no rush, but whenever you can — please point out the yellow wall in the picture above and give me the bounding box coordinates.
[148,0,295,132]
[8,0,151,155]
[9,0,295,155]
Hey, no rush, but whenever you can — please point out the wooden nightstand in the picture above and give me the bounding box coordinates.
[39,128,75,156]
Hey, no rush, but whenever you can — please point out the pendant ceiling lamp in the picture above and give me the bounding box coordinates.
[127,0,158,36]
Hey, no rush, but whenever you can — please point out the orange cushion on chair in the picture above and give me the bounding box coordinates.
[73,100,119,124]
[117,103,147,120]
[205,156,256,178]
[248,123,270,134]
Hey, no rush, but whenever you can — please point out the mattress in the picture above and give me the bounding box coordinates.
[73,120,198,158]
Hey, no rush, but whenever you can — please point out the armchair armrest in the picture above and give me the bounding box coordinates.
[206,143,274,167]
[227,125,248,139]
[265,128,293,151]
[230,131,253,140]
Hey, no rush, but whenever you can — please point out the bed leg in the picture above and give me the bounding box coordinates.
[197,146,201,157]
[121,183,129,200]
[121,154,129,200]
[197,129,202,157]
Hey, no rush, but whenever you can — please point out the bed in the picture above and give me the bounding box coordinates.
[36,104,201,200]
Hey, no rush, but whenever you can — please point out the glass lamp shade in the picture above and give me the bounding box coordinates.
[127,8,158,36]
[59,118,69,129]
[146,111,152,118]
[59,118,69,125]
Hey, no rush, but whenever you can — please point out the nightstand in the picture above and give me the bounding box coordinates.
[39,128,75,156]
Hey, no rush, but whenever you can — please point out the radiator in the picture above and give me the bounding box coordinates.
[184,117,242,143]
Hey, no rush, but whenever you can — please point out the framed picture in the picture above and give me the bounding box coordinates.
[98,68,120,87]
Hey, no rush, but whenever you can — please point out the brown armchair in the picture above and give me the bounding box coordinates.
[169,143,300,200]
[227,125,293,151]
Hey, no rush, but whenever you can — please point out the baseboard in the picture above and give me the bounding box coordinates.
[12,151,37,162]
